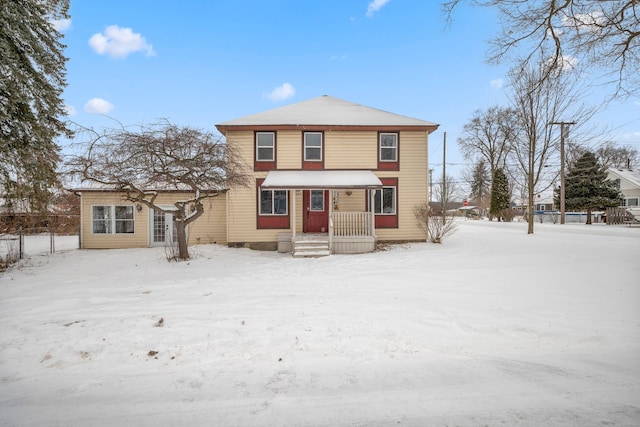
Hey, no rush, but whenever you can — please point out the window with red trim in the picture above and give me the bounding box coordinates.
[302,132,324,170]
[256,179,289,229]
[373,177,398,228]
[255,132,276,171]
[378,132,399,171]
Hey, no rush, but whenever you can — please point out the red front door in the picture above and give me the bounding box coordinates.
[303,190,329,233]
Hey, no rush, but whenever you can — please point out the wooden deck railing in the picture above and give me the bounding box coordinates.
[331,212,374,237]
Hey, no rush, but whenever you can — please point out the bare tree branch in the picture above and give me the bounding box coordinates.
[64,120,252,260]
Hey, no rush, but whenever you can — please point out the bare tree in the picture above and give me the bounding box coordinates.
[458,105,518,178]
[442,0,640,98]
[567,140,639,169]
[415,176,458,243]
[65,121,251,260]
[507,56,594,234]
[457,106,517,218]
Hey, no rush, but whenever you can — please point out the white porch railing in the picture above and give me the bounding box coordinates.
[331,212,374,237]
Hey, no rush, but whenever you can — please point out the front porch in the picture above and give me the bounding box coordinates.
[277,211,376,256]
[263,170,382,257]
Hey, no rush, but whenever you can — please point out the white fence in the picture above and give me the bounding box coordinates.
[331,212,374,237]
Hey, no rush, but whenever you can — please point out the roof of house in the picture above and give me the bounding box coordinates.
[607,168,640,188]
[216,95,439,134]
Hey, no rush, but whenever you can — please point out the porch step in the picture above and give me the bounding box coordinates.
[293,238,330,258]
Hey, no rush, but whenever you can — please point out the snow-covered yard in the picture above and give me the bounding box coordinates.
[1,221,639,426]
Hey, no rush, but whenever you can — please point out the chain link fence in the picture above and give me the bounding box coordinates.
[1,214,80,271]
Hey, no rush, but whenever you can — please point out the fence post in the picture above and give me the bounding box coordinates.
[50,230,55,254]
[19,226,24,259]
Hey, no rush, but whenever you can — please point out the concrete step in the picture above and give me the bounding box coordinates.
[292,249,331,258]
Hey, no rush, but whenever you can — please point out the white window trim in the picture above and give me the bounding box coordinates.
[310,190,324,211]
[623,197,639,207]
[374,186,397,215]
[304,132,323,161]
[91,205,135,234]
[259,188,288,216]
[379,133,398,162]
[256,132,275,162]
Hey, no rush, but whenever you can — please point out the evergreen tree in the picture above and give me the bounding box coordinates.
[490,168,510,221]
[1,0,71,213]
[556,152,622,224]
[469,160,490,217]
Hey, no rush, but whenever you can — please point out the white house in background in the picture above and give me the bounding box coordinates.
[607,168,640,208]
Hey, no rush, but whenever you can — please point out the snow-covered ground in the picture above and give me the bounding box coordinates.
[1,221,639,426]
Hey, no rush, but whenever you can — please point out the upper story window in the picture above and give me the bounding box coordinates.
[304,132,323,161]
[378,132,399,171]
[92,205,134,234]
[256,132,275,161]
[379,133,398,161]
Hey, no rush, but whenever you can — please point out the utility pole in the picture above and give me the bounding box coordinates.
[442,132,447,213]
[550,121,576,224]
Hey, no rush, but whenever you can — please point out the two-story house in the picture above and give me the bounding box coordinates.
[73,96,438,255]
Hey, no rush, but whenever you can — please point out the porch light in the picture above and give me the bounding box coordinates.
[136,204,142,212]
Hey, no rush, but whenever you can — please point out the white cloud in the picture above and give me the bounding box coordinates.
[490,78,504,89]
[89,25,155,59]
[84,98,114,114]
[330,54,347,61]
[622,131,640,140]
[51,18,71,32]
[562,11,606,34]
[265,83,296,102]
[366,0,391,17]
[63,104,77,116]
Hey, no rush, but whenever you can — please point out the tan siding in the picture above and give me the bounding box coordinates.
[187,195,227,245]
[335,189,366,212]
[376,131,429,242]
[226,182,295,244]
[80,191,228,249]
[227,130,255,166]
[80,192,148,249]
[325,130,377,169]
[277,130,302,169]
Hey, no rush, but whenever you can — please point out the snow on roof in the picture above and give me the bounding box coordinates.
[261,170,383,189]
[216,95,438,130]
[607,168,640,188]
[71,182,226,193]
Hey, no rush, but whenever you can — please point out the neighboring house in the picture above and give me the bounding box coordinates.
[607,168,640,208]
[74,95,439,255]
[513,195,555,214]
[533,196,555,213]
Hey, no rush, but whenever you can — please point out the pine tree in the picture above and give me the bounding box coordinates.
[556,152,622,224]
[490,168,510,221]
[1,0,71,213]
[469,160,490,217]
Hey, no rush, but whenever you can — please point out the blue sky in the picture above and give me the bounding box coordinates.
[57,0,640,182]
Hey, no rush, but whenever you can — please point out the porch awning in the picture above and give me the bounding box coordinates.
[261,170,383,190]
